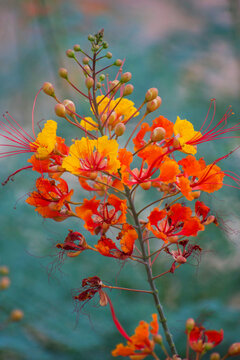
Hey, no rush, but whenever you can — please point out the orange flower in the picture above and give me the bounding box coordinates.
[112,314,159,358]
[147,203,204,242]
[26,177,74,221]
[95,224,138,259]
[76,195,127,235]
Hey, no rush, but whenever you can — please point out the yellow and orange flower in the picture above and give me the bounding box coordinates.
[26,177,74,221]
[173,117,201,155]
[62,136,120,176]
[112,314,159,358]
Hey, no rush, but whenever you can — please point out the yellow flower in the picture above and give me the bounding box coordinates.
[31,120,57,159]
[62,136,120,175]
[173,116,201,155]
[80,117,98,131]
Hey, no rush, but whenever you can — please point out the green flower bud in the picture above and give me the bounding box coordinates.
[120,72,132,83]
[73,44,81,52]
[106,52,112,59]
[99,74,105,81]
[102,41,109,49]
[114,59,122,66]
[66,49,75,58]
[96,82,101,89]
[88,34,95,42]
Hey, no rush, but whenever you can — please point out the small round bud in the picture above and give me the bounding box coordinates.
[121,72,132,83]
[145,88,158,102]
[73,44,81,51]
[140,181,151,190]
[92,44,100,52]
[0,276,10,290]
[168,236,178,243]
[42,82,55,97]
[88,34,95,42]
[99,74,105,81]
[110,80,120,91]
[96,82,101,89]
[153,334,163,345]
[58,67,68,79]
[186,318,195,331]
[114,123,125,137]
[204,342,214,351]
[228,343,240,356]
[85,76,94,89]
[123,84,134,96]
[114,59,122,66]
[83,65,91,75]
[63,99,76,115]
[175,255,187,264]
[88,172,98,180]
[66,49,75,58]
[210,353,220,360]
[54,104,66,118]
[203,215,216,225]
[146,97,161,113]
[106,52,112,59]
[10,309,24,322]
[102,41,109,49]
[107,112,117,125]
[0,266,9,275]
[151,127,166,142]
[82,56,90,65]
[192,191,201,199]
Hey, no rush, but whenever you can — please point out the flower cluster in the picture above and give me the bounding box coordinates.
[1,29,239,359]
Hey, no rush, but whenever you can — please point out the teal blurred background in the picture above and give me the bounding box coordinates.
[0,0,240,359]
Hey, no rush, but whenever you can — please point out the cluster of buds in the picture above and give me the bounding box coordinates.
[0,265,24,328]
[0,29,239,359]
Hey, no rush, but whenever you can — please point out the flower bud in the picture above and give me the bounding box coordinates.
[204,342,214,351]
[175,255,187,264]
[83,65,91,75]
[123,84,134,96]
[42,82,55,97]
[0,276,10,290]
[106,52,112,59]
[88,34,95,42]
[58,67,68,79]
[203,215,216,225]
[66,49,75,58]
[55,104,66,118]
[63,99,76,115]
[140,181,151,190]
[91,44,100,52]
[110,80,120,90]
[168,236,178,243]
[146,97,162,114]
[107,112,117,125]
[228,343,240,356]
[145,88,158,102]
[96,82,101,89]
[99,74,105,81]
[151,127,166,142]
[114,123,125,136]
[186,318,195,331]
[153,334,163,345]
[114,59,122,67]
[82,56,90,65]
[73,44,81,51]
[0,266,9,275]
[121,72,132,83]
[210,353,220,360]
[85,76,94,89]
[192,191,201,199]
[102,41,108,49]
[10,309,24,322]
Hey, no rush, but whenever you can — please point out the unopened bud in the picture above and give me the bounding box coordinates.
[83,65,91,75]
[0,276,11,290]
[146,96,162,113]
[99,74,105,81]
[82,56,90,65]
[107,112,117,125]
[192,191,201,199]
[92,44,100,52]
[88,34,95,42]
[186,318,195,331]
[63,99,76,115]
[145,88,158,102]
[55,104,66,118]
[106,52,112,59]
[114,59,122,67]
[43,82,55,97]
[102,41,108,49]
[121,72,132,83]
[210,353,220,360]
[168,236,178,243]
[228,343,240,356]
[153,334,163,345]
[58,68,68,79]
[10,309,24,322]
[123,84,134,96]
[73,44,81,51]
[85,76,94,89]
[204,342,214,351]
[0,266,9,275]
[203,215,216,225]
[96,82,101,89]
[66,49,75,58]
[88,171,98,180]
[151,127,166,142]
[140,181,152,190]
[114,123,125,136]
[175,255,187,264]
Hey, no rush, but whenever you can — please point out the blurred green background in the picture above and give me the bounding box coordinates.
[0,0,240,359]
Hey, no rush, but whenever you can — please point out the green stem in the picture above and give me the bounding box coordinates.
[124,186,177,356]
